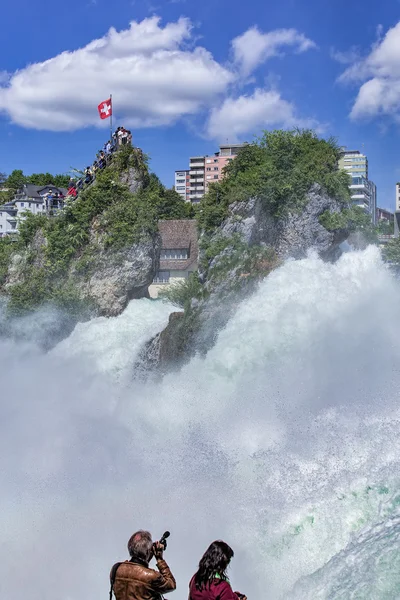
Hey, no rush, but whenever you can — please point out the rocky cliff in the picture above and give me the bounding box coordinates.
[5,227,159,318]
[217,184,348,261]
[0,145,189,321]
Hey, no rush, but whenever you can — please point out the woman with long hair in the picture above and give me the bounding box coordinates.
[188,540,247,599]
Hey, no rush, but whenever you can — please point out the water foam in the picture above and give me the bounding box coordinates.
[1,246,400,599]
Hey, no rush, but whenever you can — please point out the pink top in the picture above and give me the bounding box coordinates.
[188,577,239,600]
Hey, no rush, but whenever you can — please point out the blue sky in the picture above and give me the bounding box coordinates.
[1,0,400,208]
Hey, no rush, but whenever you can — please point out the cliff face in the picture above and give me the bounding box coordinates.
[217,184,348,261]
[4,224,160,320]
[70,232,159,317]
[1,147,162,319]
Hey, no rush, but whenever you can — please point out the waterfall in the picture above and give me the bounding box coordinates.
[1,246,399,599]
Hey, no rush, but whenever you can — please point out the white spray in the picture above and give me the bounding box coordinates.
[1,246,400,599]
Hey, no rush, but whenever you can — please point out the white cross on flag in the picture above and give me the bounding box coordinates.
[98,98,112,120]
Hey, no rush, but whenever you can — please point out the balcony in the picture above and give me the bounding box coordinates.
[189,185,204,191]
[190,161,205,167]
[189,170,204,175]
[190,177,204,183]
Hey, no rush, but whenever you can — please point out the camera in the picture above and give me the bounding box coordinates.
[153,530,170,554]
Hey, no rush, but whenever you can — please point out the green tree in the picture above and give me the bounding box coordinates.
[197,129,351,232]
[157,188,189,220]
[383,237,400,265]
[6,169,27,191]
[377,219,394,236]
[27,172,70,188]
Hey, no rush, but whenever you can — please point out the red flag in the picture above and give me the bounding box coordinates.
[98,98,112,120]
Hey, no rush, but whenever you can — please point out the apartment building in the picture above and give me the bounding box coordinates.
[339,149,377,224]
[188,156,206,202]
[349,177,377,225]
[174,170,190,202]
[178,143,247,203]
[376,207,394,224]
[338,149,368,179]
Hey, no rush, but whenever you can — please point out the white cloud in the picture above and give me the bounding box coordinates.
[338,21,400,120]
[0,16,234,131]
[330,47,361,65]
[206,88,317,142]
[0,18,317,134]
[232,26,316,76]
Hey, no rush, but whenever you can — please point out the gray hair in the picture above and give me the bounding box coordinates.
[127,530,153,562]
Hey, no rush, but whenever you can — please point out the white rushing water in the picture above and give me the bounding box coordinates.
[1,246,400,599]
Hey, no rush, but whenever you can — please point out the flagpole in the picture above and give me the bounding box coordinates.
[110,93,113,142]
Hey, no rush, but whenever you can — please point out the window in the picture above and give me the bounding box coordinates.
[29,203,31,207]
[214,159,218,163]
[20,202,24,207]
[206,175,212,179]
[176,172,185,177]
[213,167,219,171]
[153,270,170,283]
[214,175,219,179]
[176,179,185,184]
[206,167,211,171]
[206,159,212,163]
[176,186,186,190]
[161,249,189,260]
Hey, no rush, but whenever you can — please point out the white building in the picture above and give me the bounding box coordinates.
[339,149,377,224]
[0,203,18,237]
[0,184,67,236]
[339,149,368,179]
[394,184,400,237]
[395,183,400,211]
[188,156,206,203]
[174,170,189,201]
[350,177,377,225]
[149,220,198,299]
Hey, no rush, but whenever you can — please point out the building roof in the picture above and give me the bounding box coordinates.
[158,219,198,271]
[219,143,248,149]
[0,203,17,213]
[17,184,68,199]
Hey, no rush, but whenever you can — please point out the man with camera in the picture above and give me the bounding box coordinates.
[110,530,176,600]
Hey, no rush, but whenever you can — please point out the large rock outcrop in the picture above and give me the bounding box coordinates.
[2,149,161,319]
[70,233,160,317]
[4,229,160,318]
[216,184,347,261]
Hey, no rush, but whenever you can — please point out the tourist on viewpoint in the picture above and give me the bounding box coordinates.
[110,530,176,600]
[188,541,247,600]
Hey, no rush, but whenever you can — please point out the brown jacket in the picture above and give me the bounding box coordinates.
[111,559,176,600]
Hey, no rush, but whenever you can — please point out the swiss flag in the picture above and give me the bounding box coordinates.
[98,98,112,120]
